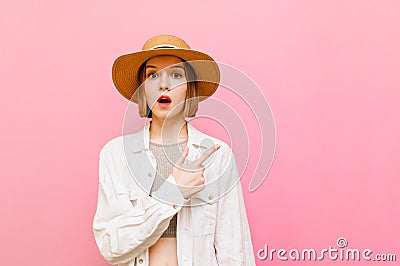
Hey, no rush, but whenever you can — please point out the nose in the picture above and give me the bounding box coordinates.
[159,72,170,91]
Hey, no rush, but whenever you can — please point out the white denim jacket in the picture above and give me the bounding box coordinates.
[92,120,256,266]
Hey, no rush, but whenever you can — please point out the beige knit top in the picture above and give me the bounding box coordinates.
[149,139,188,237]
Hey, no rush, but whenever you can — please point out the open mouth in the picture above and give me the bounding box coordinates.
[157,95,172,105]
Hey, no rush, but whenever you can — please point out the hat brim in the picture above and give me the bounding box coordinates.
[112,48,220,103]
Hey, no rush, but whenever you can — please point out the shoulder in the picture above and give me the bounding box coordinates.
[99,135,123,159]
[101,128,143,152]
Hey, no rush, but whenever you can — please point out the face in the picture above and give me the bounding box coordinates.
[144,55,188,120]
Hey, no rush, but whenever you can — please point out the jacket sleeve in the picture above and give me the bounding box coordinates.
[92,147,187,265]
[214,148,256,266]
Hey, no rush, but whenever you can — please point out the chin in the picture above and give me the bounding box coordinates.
[152,110,185,120]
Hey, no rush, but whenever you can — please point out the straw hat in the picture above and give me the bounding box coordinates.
[112,34,220,103]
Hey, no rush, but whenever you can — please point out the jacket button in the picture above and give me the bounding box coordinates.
[138,258,143,264]
[208,194,213,200]
[173,204,177,209]
[148,172,153,177]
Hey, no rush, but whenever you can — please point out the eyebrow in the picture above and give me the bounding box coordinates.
[146,65,185,70]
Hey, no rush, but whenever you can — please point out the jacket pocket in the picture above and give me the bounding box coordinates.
[191,201,217,236]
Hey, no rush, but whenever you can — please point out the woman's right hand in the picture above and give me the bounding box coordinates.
[172,144,220,199]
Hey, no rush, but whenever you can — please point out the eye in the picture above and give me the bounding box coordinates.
[147,73,158,79]
[172,72,183,79]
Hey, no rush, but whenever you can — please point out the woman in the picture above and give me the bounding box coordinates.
[93,34,256,266]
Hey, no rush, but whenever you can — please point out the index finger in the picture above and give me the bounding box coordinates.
[194,144,220,165]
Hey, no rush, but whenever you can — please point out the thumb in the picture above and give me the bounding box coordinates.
[176,145,188,165]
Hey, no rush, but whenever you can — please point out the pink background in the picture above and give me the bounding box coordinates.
[2,0,399,265]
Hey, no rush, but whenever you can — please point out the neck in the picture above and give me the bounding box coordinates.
[149,115,188,144]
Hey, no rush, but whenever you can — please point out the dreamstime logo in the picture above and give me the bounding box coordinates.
[122,60,276,206]
[257,237,397,262]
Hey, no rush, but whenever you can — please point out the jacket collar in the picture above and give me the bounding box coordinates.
[128,119,207,153]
